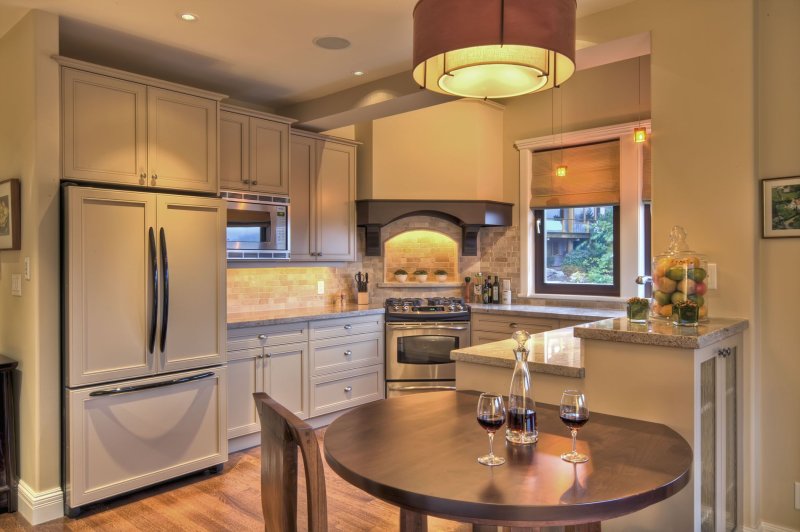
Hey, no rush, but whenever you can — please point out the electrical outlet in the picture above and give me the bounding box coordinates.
[317,280,324,295]
[11,274,22,297]
[24,257,31,280]
[707,263,718,290]
[795,481,799,510]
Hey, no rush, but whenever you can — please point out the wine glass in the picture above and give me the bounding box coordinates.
[476,393,506,466]
[559,390,589,463]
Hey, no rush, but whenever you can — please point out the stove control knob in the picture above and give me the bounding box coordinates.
[448,304,456,311]
[392,305,401,311]
[454,304,463,311]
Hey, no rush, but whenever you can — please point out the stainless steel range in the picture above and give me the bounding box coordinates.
[384,297,471,397]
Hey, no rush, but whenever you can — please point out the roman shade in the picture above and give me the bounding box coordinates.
[530,139,620,208]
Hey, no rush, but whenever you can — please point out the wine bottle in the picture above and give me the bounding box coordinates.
[492,276,500,304]
[483,276,491,304]
[473,273,483,304]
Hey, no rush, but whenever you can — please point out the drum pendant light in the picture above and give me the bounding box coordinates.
[412,0,577,99]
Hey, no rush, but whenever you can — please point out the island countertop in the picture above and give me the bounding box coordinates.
[573,316,749,349]
[451,326,583,378]
[227,304,385,328]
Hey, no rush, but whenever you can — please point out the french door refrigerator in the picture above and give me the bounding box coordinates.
[63,185,228,514]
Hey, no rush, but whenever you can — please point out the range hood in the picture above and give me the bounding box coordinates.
[355,199,513,256]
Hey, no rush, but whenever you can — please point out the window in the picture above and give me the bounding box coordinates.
[533,205,620,296]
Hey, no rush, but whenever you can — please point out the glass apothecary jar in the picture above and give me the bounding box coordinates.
[639,226,709,322]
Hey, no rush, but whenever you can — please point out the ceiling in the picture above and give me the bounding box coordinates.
[0,0,636,109]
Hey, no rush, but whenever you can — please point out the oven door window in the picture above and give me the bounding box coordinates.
[397,335,459,365]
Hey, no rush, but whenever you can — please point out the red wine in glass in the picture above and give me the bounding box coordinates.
[559,390,589,463]
[476,393,506,466]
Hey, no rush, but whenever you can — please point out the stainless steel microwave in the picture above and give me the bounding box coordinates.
[222,191,290,260]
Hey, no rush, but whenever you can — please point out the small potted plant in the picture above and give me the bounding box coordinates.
[626,297,650,323]
[672,299,699,326]
[434,269,448,282]
[394,269,408,283]
[414,269,428,283]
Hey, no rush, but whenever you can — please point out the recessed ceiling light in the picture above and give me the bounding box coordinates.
[353,71,365,77]
[313,36,351,50]
[178,12,198,22]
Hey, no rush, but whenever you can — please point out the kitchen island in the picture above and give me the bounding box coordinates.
[451,316,748,532]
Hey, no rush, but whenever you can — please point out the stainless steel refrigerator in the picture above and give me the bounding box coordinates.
[63,184,228,514]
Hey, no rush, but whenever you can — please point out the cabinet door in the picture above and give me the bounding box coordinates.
[157,195,226,373]
[65,187,157,386]
[147,87,218,193]
[289,134,317,261]
[263,342,308,419]
[227,353,261,438]
[250,117,289,195]
[62,68,147,185]
[316,141,356,261]
[219,111,250,191]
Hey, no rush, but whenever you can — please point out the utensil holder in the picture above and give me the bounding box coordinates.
[357,292,369,305]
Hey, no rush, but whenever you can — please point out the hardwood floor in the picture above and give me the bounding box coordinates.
[0,429,470,531]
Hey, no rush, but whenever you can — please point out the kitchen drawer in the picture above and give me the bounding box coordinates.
[227,322,308,352]
[471,330,514,346]
[310,332,383,377]
[65,367,227,509]
[310,365,384,417]
[471,313,559,335]
[309,314,384,341]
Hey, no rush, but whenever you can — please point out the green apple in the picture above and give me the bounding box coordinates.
[666,266,687,281]
[671,291,687,305]
[687,267,707,282]
[654,290,672,306]
[689,294,705,307]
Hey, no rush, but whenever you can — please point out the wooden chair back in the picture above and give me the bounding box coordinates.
[253,392,328,532]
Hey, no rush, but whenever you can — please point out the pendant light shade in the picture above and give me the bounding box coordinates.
[412,0,577,99]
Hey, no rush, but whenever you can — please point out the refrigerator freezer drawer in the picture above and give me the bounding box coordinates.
[65,367,228,510]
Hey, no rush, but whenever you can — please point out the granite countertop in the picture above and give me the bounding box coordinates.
[451,327,584,378]
[469,303,625,321]
[227,304,385,329]
[573,317,749,349]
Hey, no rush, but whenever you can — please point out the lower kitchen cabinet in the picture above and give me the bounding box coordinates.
[226,313,384,441]
[470,311,591,345]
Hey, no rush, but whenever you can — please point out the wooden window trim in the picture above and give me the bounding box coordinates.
[533,206,620,297]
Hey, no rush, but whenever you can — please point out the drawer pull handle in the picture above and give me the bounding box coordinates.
[344,386,352,393]
[344,350,352,356]
[510,323,519,328]
[258,334,267,340]
[344,324,352,330]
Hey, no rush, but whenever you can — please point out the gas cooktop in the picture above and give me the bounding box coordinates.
[384,297,470,322]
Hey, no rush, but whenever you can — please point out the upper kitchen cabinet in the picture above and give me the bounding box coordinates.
[219,105,295,195]
[290,131,358,262]
[60,58,224,194]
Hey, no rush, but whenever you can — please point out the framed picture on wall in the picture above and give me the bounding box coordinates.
[762,176,800,238]
[0,179,20,251]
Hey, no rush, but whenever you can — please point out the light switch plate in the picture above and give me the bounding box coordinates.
[11,274,22,297]
[317,280,324,295]
[707,263,718,290]
[24,257,31,280]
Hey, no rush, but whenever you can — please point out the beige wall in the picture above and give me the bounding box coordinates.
[758,0,800,528]
[363,99,504,201]
[0,9,61,496]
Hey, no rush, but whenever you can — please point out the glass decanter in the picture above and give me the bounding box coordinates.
[506,330,538,445]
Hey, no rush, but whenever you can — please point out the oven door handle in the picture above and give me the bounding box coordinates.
[387,325,469,331]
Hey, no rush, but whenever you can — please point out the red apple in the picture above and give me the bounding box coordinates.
[695,282,707,296]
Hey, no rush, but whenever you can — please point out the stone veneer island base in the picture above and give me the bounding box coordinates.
[451,316,748,532]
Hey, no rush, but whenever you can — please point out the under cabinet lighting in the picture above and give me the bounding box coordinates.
[353,71,365,77]
[556,165,568,177]
[178,12,198,22]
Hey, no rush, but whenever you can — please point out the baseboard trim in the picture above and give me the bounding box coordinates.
[17,480,64,525]
[760,522,800,532]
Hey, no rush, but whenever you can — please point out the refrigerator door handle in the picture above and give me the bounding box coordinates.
[159,227,169,353]
[88,371,216,397]
[148,227,158,354]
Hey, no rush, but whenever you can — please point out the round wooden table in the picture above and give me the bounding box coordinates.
[324,391,692,531]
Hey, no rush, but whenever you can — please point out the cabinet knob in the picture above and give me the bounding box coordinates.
[344,350,352,356]
[257,354,264,359]
[258,334,267,340]
[344,386,352,393]
[251,180,257,185]
[151,174,158,180]
[139,172,147,182]
[510,323,519,328]
[344,324,352,330]
[717,347,732,358]
[264,353,271,358]
[243,179,250,185]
